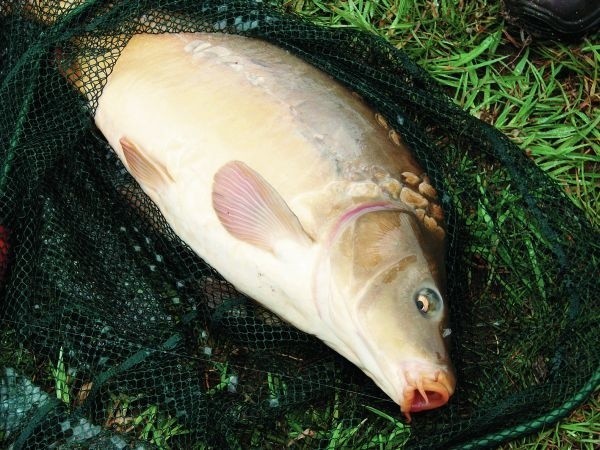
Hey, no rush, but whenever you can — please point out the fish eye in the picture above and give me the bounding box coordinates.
[416,294,429,312]
[414,288,441,315]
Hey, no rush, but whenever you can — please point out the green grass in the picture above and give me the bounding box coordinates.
[48,346,73,406]
[502,392,600,449]
[101,392,189,449]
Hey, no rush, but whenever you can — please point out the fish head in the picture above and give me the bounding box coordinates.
[357,260,455,420]
[328,206,454,420]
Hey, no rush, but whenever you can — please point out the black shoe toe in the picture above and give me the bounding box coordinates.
[504,0,600,40]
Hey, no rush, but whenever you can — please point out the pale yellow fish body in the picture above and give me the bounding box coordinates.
[69,32,454,418]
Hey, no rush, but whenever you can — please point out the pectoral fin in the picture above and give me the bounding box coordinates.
[212,161,312,253]
[120,137,173,192]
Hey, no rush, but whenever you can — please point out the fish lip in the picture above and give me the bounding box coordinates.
[398,363,455,421]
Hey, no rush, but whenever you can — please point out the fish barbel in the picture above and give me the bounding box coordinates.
[64,32,455,419]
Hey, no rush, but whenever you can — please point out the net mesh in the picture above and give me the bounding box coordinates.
[1,1,598,449]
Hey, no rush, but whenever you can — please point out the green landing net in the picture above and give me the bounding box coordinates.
[0,1,598,449]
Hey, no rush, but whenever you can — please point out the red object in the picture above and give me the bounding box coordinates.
[0,225,9,284]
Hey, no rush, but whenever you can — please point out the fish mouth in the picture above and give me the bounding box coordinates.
[399,366,455,422]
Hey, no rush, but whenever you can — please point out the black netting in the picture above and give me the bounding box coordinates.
[1,1,598,449]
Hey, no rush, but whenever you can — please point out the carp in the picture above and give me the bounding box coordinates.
[63,31,455,419]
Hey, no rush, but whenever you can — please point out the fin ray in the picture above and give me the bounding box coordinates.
[212,161,311,252]
[120,137,173,191]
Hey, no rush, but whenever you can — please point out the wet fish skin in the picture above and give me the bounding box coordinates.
[64,31,455,419]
